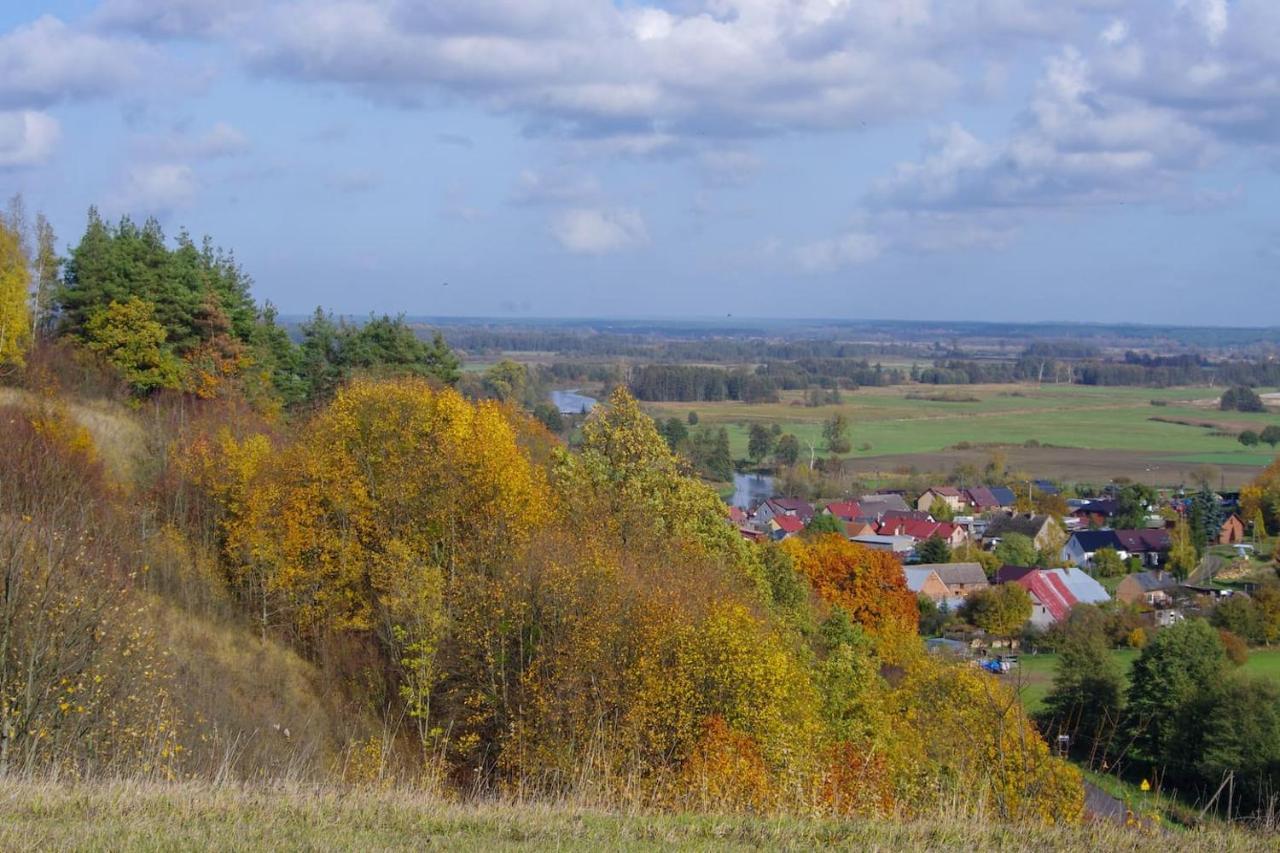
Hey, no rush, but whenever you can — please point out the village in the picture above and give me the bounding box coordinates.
[730,481,1268,658]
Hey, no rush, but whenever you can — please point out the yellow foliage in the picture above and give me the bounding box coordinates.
[0,217,32,369]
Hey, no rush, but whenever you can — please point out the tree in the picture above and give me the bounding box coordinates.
[706,427,733,480]
[687,410,699,425]
[1211,595,1264,644]
[1113,483,1156,530]
[805,513,844,536]
[532,402,564,434]
[1239,429,1260,447]
[1039,607,1125,760]
[1220,386,1265,413]
[1167,517,1198,581]
[993,533,1038,568]
[1262,425,1280,448]
[916,535,951,564]
[29,213,58,339]
[1125,619,1228,763]
[1253,583,1280,646]
[962,584,1032,637]
[0,213,32,369]
[822,413,851,454]
[661,416,689,449]
[783,536,918,637]
[83,298,184,392]
[774,433,800,467]
[1189,485,1222,550]
[481,359,528,402]
[747,423,775,466]
[1090,547,1125,578]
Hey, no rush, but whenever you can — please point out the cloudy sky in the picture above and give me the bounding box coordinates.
[1,0,1277,323]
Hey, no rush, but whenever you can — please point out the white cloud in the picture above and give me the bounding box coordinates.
[93,0,256,38]
[551,207,649,254]
[512,168,601,205]
[795,231,883,272]
[135,121,250,160]
[0,15,150,108]
[116,163,199,212]
[0,110,60,167]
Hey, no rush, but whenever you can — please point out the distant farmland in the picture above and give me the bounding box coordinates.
[644,384,1278,488]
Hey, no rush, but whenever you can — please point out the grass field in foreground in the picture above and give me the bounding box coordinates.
[0,779,1271,852]
[1008,648,1280,713]
[644,384,1280,480]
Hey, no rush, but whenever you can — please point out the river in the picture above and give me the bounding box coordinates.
[550,389,598,415]
[730,472,775,510]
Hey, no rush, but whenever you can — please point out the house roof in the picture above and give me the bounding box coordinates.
[984,514,1053,540]
[995,564,1036,584]
[772,514,805,534]
[1034,479,1061,496]
[1018,571,1076,623]
[914,562,988,587]
[928,487,962,497]
[1114,529,1172,553]
[1068,530,1121,553]
[878,519,960,541]
[903,567,940,593]
[882,510,934,522]
[989,486,1017,507]
[1046,568,1110,604]
[964,487,1000,508]
[1126,570,1179,593]
[824,500,862,520]
[767,497,814,520]
[856,493,911,514]
[1075,498,1119,517]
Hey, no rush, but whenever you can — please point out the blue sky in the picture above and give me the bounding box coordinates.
[1,0,1277,323]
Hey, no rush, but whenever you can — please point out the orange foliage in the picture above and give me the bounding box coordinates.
[819,741,896,817]
[783,535,917,637]
[679,716,773,812]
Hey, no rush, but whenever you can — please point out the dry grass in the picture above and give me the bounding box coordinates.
[0,779,1272,852]
[0,386,145,483]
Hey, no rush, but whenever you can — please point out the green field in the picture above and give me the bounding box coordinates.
[644,384,1279,486]
[1008,648,1280,713]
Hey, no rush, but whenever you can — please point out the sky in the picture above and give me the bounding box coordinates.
[0,0,1277,324]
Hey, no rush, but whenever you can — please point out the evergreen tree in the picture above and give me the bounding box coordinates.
[916,535,951,564]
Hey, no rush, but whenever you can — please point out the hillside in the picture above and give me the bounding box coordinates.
[0,780,1270,852]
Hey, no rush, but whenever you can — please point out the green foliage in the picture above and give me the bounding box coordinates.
[1211,595,1264,644]
[1220,385,1265,413]
[1125,618,1228,764]
[1039,607,1124,759]
[1090,546,1125,578]
[961,584,1032,637]
[686,410,698,425]
[822,413,851,454]
[481,359,528,403]
[915,535,951,564]
[661,416,689,449]
[1113,483,1156,530]
[84,298,185,392]
[747,423,774,465]
[773,433,800,467]
[1262,425,1280,448]
[804,513,843,536]
[993,533,1037,568]
[532,402,564,433]
[1239,429,1259,447]
[1188,485,1222,550]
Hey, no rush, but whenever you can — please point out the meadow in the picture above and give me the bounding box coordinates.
[0,779,1271,852]
[644,384,1279,487]
[1008,647,1280,713]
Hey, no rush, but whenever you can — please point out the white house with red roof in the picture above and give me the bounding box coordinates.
[1014,568,1110,628]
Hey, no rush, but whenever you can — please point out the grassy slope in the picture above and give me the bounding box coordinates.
[644,384,1278,468]
[0,781,1271,852]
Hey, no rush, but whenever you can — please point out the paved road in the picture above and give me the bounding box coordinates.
[1084,781,1127,824]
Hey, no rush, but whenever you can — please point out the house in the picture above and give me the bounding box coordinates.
[963,487,1003,513]
[878,518,968,549]
[1219,514,1245,545]
[989,486,1018,508]
[851,534,915,555]
[756,497,815,526]
[982,514,1063,552]
[881,510,935,524]
[917,487,964,514]
[914,562,989,597]
[738,527,766,543]
[1113,529,1172,567]
[728,506,748,527]
[823,500,862,522]
[1062,529,1168,568]
[1116,570,1180,607]
[1034,479,1061,496]
[768,514,805,540]
[855,493,911,517]
[1061,530,1119,568]
[994,564,1036,585]
[904,567,958,605]
[843,520,878,539]
[1015,568,1109,628]
[1073,498,1119,527]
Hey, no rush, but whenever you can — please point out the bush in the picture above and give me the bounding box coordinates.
[1217,629,1249,665]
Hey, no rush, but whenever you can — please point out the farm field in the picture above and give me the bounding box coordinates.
[1007,648,1280,713]
[644,384,1280,487]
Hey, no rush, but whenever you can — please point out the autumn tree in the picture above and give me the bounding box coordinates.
[783,536,917,637]
[84,298,185,392]
[0,213,32,369]
[962,584,1032,637]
